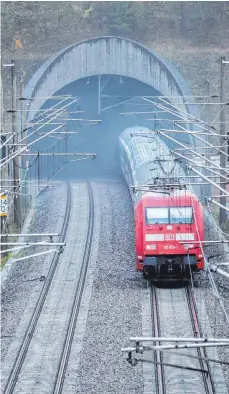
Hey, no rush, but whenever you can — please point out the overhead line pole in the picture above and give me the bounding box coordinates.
[219,57,227,226]
[0,73,7,255]
[98,75,101,114]
[19,72,28,221]
[11,60,21,228]
[20,74,26,169]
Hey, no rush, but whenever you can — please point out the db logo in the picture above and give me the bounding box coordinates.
[165,234,175,241]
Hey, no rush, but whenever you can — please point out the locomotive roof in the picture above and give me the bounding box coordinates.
[120,126,203,204]
[141,190,200,205]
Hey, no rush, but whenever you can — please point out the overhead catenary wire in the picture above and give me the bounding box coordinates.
[137,122,229,323]
[0,96,73,145]
[1,94,83,235]
[206,199,229,237]
[141,97,217,135]
[186,167,229,325]
[157,96,225,133]
[130,97,229,317]
[1,97,80,167]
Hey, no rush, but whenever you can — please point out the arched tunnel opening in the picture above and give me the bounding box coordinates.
[30,75,178,181]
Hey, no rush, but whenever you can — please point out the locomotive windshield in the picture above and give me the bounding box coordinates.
[146,206,193,224]
[170,207,193,224]
[146,208,169,224]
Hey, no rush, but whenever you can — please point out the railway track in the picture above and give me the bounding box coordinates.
[151,286,166,394]
[4,183,72,394]
[186,285,215,394]
[53,181,94,393]
[150,283,215,394]
[3,182,94,394]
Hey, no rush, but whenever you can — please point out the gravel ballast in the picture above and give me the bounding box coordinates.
[2,182,93,393]
[1,178,229,393]
[70,179,144,394]
[1,183,67,362]
[195,213,229,390]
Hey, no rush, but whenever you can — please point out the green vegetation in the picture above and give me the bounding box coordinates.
[1,1,229,53]
[82,2,229,44]
[1,252,13,269]
[82,2,147,37]
[0,225,21,269]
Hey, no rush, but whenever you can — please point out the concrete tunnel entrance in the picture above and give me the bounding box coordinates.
[34,74,163,180]
[27,37,196,182]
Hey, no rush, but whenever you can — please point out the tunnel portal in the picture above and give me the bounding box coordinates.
[26,36,197,181]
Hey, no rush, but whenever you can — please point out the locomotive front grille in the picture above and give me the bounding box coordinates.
[143,254,198,280]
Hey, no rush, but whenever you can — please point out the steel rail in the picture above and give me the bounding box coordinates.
[4,183,72,394]
[151,285,166,394]
[150,285,217,394]
[186,285,215,394]
[53,181,94,394]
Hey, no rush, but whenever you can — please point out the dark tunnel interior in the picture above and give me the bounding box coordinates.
[30,75,171,181]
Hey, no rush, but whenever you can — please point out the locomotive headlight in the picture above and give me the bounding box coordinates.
[198,254,203,258]
[146,244,156,250]
[184,244,194,249]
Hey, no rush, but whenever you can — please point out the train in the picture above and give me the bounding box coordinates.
[119,126,204,281]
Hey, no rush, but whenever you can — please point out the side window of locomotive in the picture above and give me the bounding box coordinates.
[146,207,169,224]
[170,207,193,224]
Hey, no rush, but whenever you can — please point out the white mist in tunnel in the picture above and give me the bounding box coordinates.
[30,75,178,181]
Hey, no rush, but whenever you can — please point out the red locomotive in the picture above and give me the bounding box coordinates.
[135,191,204,280]
[120,126,205,281]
